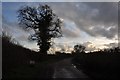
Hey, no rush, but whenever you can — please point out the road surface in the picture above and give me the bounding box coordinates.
[53,58,90,79]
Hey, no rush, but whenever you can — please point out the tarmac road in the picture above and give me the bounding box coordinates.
[53,58,90,79]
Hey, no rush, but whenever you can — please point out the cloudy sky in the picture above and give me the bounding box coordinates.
[2,2,118,52]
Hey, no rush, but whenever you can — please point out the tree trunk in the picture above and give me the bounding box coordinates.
[39,39,50,55]
[38,26,51,55]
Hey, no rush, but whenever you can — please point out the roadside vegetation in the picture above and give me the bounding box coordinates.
[2,33,71,79]
[72,44,120,79]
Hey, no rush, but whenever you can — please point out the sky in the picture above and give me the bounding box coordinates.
[1,2,119,53]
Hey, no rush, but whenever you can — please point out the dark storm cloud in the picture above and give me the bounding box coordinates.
[48,2,118,39]
[81,2,118,38]
[85,2,118,24]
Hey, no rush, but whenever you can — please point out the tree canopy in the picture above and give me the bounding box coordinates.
[18,4,62,55]
[74,44,86,53]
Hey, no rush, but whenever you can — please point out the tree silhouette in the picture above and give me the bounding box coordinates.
[74,44,85,53]
[18,4,62,55]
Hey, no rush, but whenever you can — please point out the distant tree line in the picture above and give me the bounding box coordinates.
[72,44,120,54]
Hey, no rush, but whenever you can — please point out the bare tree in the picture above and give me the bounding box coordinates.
[18,4,62,55]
